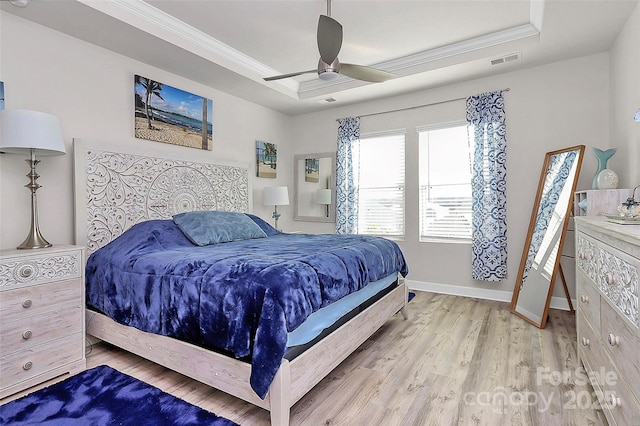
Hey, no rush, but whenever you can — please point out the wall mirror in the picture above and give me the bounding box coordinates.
[293,152,336,222]
[510,145,585,328]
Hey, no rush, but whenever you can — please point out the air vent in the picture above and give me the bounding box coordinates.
[490,53,520,66]
[316,97,337,104]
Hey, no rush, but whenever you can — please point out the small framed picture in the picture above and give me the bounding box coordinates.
[256,140,277,178]
[305,158,319,182]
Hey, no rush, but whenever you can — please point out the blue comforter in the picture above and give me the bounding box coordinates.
[85,217,408,398]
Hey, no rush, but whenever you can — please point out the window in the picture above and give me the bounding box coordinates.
[357,132,405,239]
[418,123,472,242]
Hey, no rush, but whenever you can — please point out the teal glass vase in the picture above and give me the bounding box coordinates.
[592,148,616,189]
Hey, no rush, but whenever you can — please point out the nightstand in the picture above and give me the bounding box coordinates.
[0,245,86,399]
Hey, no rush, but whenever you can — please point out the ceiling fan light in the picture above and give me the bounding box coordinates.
[317,57,340,80]
[318,70,339,80]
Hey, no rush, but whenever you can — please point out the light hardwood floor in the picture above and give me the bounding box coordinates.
[3,291,608,425]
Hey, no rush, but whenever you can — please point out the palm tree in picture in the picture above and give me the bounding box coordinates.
[263,143,277,169]
[201,97,209,150]
[136,75,164,130]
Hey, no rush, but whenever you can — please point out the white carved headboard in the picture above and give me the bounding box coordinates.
[73,139,251,255]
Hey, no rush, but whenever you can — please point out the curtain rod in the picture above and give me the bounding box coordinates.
[336,88,510,121]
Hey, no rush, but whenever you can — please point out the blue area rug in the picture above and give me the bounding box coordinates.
[0,365,238,426]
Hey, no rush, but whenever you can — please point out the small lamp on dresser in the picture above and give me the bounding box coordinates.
[263,186,289,231]
[0,109,66,249]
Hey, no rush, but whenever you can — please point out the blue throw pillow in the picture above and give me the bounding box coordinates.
[173,211,267,246]
[244,213,281,236]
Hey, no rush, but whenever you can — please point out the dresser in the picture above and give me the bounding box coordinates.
[0,245,86,399]
[575,217,640,425]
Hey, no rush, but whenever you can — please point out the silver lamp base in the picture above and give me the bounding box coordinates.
[18,230,52,249]
[17,150,52,249]
[272,205,281,231]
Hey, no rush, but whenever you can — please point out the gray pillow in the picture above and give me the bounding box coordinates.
[173,210,267,246]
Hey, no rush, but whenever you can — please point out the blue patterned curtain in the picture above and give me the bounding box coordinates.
[335,117,360,234]
[466,91,507,281]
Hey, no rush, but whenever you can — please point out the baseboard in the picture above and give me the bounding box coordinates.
[406,279,575,312]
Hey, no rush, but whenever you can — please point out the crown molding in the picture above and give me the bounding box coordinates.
[76,0,300,94]
[77,0,543,98]
[298,23,539,93]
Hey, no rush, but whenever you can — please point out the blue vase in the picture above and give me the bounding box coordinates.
[592,148,616,189]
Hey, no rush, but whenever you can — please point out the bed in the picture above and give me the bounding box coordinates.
[73,139,409,425]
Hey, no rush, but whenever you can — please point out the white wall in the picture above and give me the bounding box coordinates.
[289,53,611,303]
[2,8,630,308]
[0,12,294,250]
[610,2,640,187]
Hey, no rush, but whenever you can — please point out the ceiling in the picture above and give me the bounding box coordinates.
[1,0,637,115]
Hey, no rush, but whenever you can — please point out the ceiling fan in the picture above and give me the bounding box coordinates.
[264,0,395,83]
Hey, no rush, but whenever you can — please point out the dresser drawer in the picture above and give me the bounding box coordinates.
[0,279,82,323]
[577,309,607,380]
[577,274,601,331]
[576,233,598,281]
[0,332,84,390]
[604,368,640,426]
[596,243,639,327]
[0,307,82,354]
[600,300,640,394]
[577,312,640,426]
[0,249,81,288]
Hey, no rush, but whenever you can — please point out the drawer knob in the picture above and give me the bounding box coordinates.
[20,267,33,278]
[23,361,33,371]
[580,295,589,303]
[581,337,590,346]
[606,273,616,286]
[22,330,32,340]
[22,299,32,308]
[608,334,620,346]
[609,394,622,408]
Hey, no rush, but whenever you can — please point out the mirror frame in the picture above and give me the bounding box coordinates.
[510,145,585,328]
[293,152,336,223]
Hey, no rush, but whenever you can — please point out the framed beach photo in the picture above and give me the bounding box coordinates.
[134,75,213,150]
[305,158,319,182]
[256,141,277,178]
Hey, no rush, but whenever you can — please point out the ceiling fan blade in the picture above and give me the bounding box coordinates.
[263,70,317,81]
[317,15,342,65]
[340,64,395,83]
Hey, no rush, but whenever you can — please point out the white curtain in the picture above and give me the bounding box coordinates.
[466,91,507,281]
[335,117,360,234]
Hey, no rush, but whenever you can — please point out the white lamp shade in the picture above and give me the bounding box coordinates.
[0,109,66,156]
[263,186,289,206]
[316,189,332,205]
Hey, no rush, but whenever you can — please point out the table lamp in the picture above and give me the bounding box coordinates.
[263,186,289,230]
[0,109,66,249]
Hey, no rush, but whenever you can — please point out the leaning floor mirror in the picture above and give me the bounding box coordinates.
[510,145,585,328]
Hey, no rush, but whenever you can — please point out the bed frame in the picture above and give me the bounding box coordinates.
[73,139,408,425]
